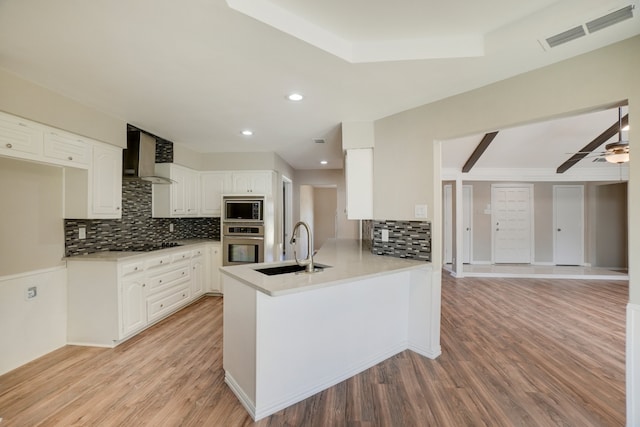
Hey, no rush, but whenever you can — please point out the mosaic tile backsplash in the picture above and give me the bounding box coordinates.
[155,139,173,163]
[65,178,219,256]
[370,220,431,261]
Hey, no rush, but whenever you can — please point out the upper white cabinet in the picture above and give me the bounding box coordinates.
[64,142,123,219]
[153,163,200,217]
[91,143,123,217]
[0,111,123,219]
[201,171,229,217]
[345,148,373,220]
[0,111,43,160]
[43,129,91,169]
[230,171,273,195]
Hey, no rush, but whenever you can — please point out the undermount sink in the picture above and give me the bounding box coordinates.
[255,263,330,276]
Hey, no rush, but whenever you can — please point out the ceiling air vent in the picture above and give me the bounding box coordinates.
[540,3,635,50]
[546,26,586,48]
[313,138,326,144]
[586,5,634,33]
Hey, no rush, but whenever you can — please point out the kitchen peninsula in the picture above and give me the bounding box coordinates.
[221,239,440,421]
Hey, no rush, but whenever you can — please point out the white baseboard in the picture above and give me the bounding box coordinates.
[225,372,257,420]
[627,303,640,427]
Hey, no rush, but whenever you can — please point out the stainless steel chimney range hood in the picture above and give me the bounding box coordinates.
[123,130,173,184]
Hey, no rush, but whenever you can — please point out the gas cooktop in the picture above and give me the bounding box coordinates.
[110,242,183,252]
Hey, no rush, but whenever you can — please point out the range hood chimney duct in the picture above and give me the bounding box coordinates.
[123,130,173,184]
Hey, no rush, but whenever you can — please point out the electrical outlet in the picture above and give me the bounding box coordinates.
[414,204,428,219]
[26,286,37,300]
[169,223,174,232]
[78,226,86,240]
[381,229,389,242]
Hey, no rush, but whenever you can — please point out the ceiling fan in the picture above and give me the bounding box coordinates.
[563,107,630,165]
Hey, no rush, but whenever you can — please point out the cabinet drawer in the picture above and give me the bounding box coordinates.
[147,264,190,294]
[147,284,191,322]
[43,130,91,167]
[172,250,191,262]
[0,113,43,158]
[146,254,173,269]
[121,261,145,276]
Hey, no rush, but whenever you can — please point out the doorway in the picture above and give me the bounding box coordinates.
[491,184,534,264]
[443,184,472,265]
[553,185,584,266]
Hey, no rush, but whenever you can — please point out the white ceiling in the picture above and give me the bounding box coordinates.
[0,0,638,169]
[442,106,630,172]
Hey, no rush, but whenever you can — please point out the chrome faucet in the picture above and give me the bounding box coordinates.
[289,221,315,273]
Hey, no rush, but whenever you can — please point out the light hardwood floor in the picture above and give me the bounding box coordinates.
[0,274,627,426]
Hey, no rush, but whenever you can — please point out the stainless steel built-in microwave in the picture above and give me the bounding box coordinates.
[223,198,264,222]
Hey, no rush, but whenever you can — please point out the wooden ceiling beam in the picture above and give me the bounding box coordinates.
[556,114,628,173]
[462,131,499,173]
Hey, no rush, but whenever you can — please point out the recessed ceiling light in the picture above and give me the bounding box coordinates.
[320,160,328,165]
[287,93,304,101]
[241,130,253,136]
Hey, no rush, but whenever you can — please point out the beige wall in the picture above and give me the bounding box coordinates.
[313,188,337,249]
[293,169,359,240]
[595,182,628,269]
[0,157,65,275]
[374,35,639,303]
[0,68,125,148]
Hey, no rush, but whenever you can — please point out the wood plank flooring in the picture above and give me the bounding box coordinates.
[0,274,627,426]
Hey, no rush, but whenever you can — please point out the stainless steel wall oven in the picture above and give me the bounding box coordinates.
[223,223,264,266]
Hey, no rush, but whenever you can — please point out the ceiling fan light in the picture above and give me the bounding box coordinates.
[605,152,629,163]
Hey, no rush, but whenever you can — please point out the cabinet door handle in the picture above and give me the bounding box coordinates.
[6,143,12,149]
[68,156,73,161]
[116,207,121,210]
[142,283,146,287]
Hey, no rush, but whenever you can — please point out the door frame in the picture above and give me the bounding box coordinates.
[553,184,584,266]
[282,175,293,261]
[491,183,535,264]
[462,185,473,264]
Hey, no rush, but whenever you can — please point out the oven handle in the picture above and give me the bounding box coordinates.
[223,236,264,240]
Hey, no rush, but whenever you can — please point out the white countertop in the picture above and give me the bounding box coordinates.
[220,239,431,297]
[64,239,221,262]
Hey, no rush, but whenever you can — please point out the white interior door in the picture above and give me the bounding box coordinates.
[443,185,452,264]
[492,185,533,264]
[462,185,472,264]
[554,185,584,266]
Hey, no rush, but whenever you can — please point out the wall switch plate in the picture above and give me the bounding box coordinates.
[78,226,86,240]
[26,286,37,300]
[414,204,428,219]
[381,229,389,242]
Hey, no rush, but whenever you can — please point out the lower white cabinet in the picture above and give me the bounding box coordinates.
[67,243,216,347]
[209,243,223,294]
[121,274,147,337]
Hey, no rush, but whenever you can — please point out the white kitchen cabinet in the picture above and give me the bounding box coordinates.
[345,148,373,219]
[43,129,91,169]
[64,142,123,219]
[153,163,200,217]
[121,275,148,337]
[201,171,229,217]
[67,243,211,347]
[91,143,123,217]
[231,171,273,195]
[209,243,223,294]
[191,249,205,298]
[0,111,43,161]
